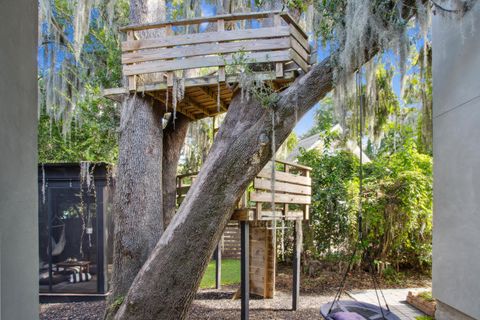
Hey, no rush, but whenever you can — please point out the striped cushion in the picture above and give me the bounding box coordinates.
[69,272,92,283]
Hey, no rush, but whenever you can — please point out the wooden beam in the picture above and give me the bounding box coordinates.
[250,192,311,205]
[257,169,311,186]
[134,71,295,92]
[197,86,227,112]
[122,38,290,64]
[123,50,292,76]
[122,27,289,52]
[120,10,300,33]
[127,31,137,91]
[253,178,311,195]
[184,96,209,117]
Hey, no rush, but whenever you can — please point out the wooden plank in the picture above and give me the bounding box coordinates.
[103,87,128,102]
[257,169,311,186]
[197,86,227,112]
[177,186,190,195]
[122,26,290,52]
[275,62,283,78]
[122,38,291,64]
[291,48,309,73]
[123,50,292,76]
[250,192,311,205]
[134,71,295,92]
[217,19,226,83]
[232,209,254,221]
[121,10,295,31]
[275,159,312,171]
[289,24,309,52]
[290,37,310,64]
[254,178,311,195]
[127,31,137,91]
[259,211,304,220]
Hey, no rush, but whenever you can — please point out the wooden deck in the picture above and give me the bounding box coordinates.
[104,11,312,120]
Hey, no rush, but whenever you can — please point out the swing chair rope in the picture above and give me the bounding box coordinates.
[327,70,389,318]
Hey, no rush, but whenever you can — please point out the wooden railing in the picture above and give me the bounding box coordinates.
[120,11,310,91]
[176,160,311,221]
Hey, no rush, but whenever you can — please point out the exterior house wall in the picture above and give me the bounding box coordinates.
[0,0,39,319]
[432,4,480,320]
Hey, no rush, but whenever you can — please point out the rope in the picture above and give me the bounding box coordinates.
[327,70,390,319]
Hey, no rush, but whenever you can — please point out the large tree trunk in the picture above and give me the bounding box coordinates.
[113,58,333,320]
[109,97,165,303]
[163,114,190,229]
[107,0,167,313]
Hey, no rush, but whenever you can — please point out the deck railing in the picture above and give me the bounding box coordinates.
[176,160,311,221]
[120,11,311,91]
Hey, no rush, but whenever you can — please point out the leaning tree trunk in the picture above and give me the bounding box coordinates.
[113,58,334,320]
[163,114,190,229]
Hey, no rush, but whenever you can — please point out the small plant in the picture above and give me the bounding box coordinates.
[418,291,435,302]
[112,296,124,308]
[415,316,433,320]
[224,51,279,109]
[382,266,405,285]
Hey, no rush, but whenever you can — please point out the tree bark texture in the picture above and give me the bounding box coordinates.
[109,96,165,305]
[163,114,190,229]
[107,0,168,309]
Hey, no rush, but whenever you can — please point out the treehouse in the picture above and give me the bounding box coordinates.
[104,10,313,317]
[104,11,313,119]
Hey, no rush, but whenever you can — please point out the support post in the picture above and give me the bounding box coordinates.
[292,219,302,310]
[241,221,250,320]
[215,239,222,290]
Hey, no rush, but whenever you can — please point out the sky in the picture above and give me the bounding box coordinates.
[293,105,318,137]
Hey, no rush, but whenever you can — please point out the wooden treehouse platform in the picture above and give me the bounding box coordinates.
[104,11,312,120]
[177,160,311,301]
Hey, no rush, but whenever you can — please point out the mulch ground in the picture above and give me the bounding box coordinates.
[40,267,431,320]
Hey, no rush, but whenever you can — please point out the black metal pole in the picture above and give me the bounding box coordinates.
[96,184,105,294]
[47,190,53,292]
[240,221,249,320]
[215,240,222,290]
[292,220,301,310]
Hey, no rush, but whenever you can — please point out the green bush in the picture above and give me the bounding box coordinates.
[298,137,432,270]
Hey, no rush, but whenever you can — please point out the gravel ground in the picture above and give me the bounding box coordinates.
[40,301,106,320]
[189,286,337,319]
[40,287,336,320]
[39,268,430,319]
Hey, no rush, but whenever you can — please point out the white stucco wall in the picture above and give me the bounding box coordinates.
[432,3,480,320]
[0,1,39,319]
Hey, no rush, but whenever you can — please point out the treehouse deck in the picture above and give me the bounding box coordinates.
[104,11,312,120]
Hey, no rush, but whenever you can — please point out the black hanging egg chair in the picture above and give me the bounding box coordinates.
[320,72,401,320]
[320,300,400,320]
